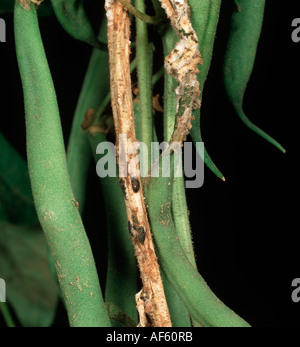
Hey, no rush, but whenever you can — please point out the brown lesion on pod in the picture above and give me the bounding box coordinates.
[81,109,96,130]
[131,177,140,193]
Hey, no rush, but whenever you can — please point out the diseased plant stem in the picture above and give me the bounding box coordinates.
[105,0,171,327]
[159,0,202,145]
[161,22,200,327]
[134,90,191,327]
[162,26,178,143]
[87,128,138,327]
[223,0,285,153]
[159,0,199,268]
[94,57,137,120]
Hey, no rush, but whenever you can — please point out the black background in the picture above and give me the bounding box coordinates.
[0,0,299,327]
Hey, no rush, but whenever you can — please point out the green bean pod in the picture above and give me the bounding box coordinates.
[162,272,192,327]
[14,1,110,327]
[189,0,225,180]
[223,0,285,153]
[0,0,53,16]
[145,156,250,327]
[162,25,178,143]
[135,0,153,173]
[135,94,192,327]
[159,5,220,324]
[67,19,110,214]
[162,26,197,270]
[87,129,138,327]
[50,0,107,50]
[160,25,195,327]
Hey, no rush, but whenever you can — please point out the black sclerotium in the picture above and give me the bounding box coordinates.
[128,221,134,237]
[119,178,127,196]
[137,226,146,245]
[131,177,140,193]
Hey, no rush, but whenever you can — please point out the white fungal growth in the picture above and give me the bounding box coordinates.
[159,0,203,143]
[105,0,115,22]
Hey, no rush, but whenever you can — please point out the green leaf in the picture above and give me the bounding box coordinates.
[0,221,59,327]
[0,133,38,225]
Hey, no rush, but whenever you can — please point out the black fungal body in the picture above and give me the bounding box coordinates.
[128,221,134,237]
[119,178,127,196]
[131,177,140,193]
[137,226,146,245]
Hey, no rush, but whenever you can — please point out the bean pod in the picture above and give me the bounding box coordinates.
[145,154,251,327]
[67,19,110,214]
[87,128,138,327]
[51,0,107,50]
[189,0,225,180]
[223,0,285,153]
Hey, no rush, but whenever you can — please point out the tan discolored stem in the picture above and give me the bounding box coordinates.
[159,0,203,145]
[18,0,43,11]
[104,0,171,327]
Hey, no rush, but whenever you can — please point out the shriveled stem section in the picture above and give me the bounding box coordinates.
[105,0,171,327]
[159,0,202,144]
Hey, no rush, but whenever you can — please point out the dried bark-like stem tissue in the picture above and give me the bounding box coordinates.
[18,0,43,10]
[105,0,172,327]
[159,0,203,144]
